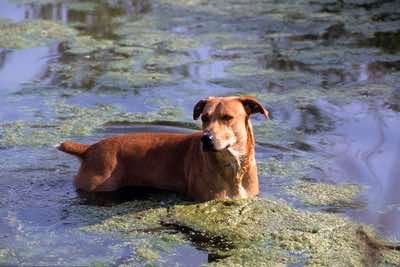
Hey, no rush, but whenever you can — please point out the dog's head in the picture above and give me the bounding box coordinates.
[193,96,269,153]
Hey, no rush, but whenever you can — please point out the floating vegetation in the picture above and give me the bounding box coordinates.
[0,18,114,59]
[0,249,15,265]
[286,180,363,207]
[257,157,315,180]
[113,16,201,52]
[1,0,400,265]
[0,19,76,49]
[0,101,185,147]
[80,201,169,233]
[75,195,400,266]
[225,64,278,77]
[96,70,176,89]
[253,120,297,146]
[251,88,324,106]
[171,198,400,266]
[63,2,98,13]
[65,36,113,55]
[136,242,160,261]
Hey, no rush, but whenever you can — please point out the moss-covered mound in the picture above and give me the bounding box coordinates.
[171,198,400,266]
[81,196,400,266]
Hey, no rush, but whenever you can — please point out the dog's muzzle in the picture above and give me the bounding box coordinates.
[201,133,215,152]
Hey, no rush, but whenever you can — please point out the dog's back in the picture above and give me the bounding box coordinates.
[59,132,201,193]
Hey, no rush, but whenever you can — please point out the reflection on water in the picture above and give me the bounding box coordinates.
[0,0,400,265]
[0,47,50,92]
[0,46,55,121]
[360,30,400,54]
[332,102,400,237]
[0,1,29,21]
[2,0,151,37]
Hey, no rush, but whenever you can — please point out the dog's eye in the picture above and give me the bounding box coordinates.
[201,115,209,123]
[222,115,233,121]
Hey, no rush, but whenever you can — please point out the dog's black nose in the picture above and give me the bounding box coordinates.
[201,133,214,151]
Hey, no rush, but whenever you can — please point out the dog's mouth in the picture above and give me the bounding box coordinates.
[202,143,231,153]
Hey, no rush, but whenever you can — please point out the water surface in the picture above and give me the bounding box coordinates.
[0,0,399,265]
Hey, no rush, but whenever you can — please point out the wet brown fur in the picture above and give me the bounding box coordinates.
[58,96,268,201]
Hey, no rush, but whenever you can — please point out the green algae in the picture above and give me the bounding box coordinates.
[0,18,113,57]
[112,45,154,57]
[251,82,397,116]
[76,197,188,265]
[77,195,399,266]
[208,243,290,267]
[0,248,15,265]
[113,17,200,52]
[0,101,185,147]
[286,180,363,207]
[112,15,202,53]
[215,36,271,52]
[144,53,192,69]
[90,44,186,90]
[136,242,160,261]
[157,0,310,18]
[0,121,63,147]
[46,56,103,90]
[112,16,165,41]
[107,58,135,71]
[53,102,120,136]
[251,88,325,107]
[81,205,168,233]
[339,83,394,99]
[171,198,400,266]
[77,192,187,234]
[0,19,76,49]
[253,120,296,146]
[97,70,175,89]
[118,30,168,48]
[65,35,113,55]
[1,0,399,266]
[225,64,278,77]
[257,157,315,180]
[223,59,315,90]
[64,2,98,13]
[257,152,363,208]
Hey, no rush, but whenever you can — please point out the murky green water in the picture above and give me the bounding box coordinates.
[0,0,400,266]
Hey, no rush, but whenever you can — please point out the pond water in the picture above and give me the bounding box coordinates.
[0,0,399,266]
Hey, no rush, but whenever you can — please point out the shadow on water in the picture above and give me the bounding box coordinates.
[359,30,400,54]
[314,0,398,13]
[75,187,186,207]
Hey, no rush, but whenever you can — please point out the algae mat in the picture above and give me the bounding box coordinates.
[1,0,400,265]
[80,197,400,266]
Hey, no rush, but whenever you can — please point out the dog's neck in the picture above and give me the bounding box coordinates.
[208,119,255,198]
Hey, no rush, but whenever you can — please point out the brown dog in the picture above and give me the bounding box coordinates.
[58,96,269,201]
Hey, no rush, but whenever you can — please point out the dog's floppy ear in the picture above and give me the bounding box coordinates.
[193,99,208,120]
[239,96,269,119]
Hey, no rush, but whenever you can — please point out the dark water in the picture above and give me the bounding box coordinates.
[0,0,400,265]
